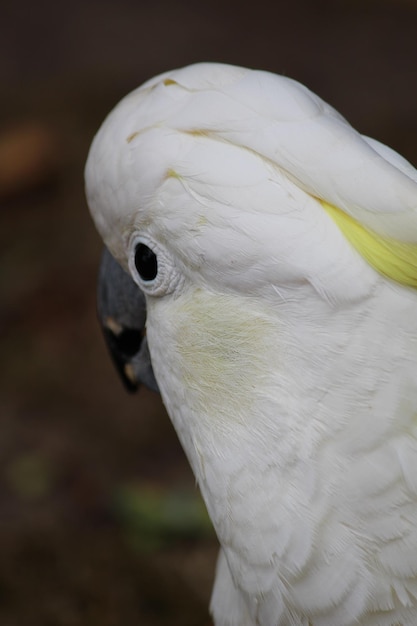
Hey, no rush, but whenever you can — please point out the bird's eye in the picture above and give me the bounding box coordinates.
[134,243,158,281]
[128,235,183,297]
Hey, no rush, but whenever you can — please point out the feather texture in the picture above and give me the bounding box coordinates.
[85,63,417,625]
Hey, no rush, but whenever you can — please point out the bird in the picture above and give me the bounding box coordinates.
[85,62,417,626]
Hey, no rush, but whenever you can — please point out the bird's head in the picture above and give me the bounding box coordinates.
[86,63,393,306]
[85,62,417,448]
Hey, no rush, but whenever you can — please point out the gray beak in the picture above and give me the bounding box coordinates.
[97,247,159,393]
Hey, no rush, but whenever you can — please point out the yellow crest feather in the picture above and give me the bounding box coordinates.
[321,200,417,289]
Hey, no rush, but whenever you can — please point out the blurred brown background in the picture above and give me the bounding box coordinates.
[1,0,416,624]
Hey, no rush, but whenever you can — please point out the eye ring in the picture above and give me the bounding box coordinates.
[128,235,182,297]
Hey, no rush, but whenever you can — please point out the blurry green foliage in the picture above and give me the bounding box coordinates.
[113,484,214,550]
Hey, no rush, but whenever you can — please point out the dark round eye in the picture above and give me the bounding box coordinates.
[134,243,158,281]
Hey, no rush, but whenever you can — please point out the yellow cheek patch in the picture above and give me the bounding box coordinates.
[172,290,277,422]
[321,200,417,289]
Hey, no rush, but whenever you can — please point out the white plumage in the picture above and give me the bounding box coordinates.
[85,63,417,625]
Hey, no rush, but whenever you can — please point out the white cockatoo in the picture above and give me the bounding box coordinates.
[85,63,417,626]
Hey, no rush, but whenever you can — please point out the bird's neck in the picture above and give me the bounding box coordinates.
[147,283,417,577]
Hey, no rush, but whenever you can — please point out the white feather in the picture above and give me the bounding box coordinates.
[85,63,417,625]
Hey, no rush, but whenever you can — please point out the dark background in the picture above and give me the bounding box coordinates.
[1,1,417,624]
